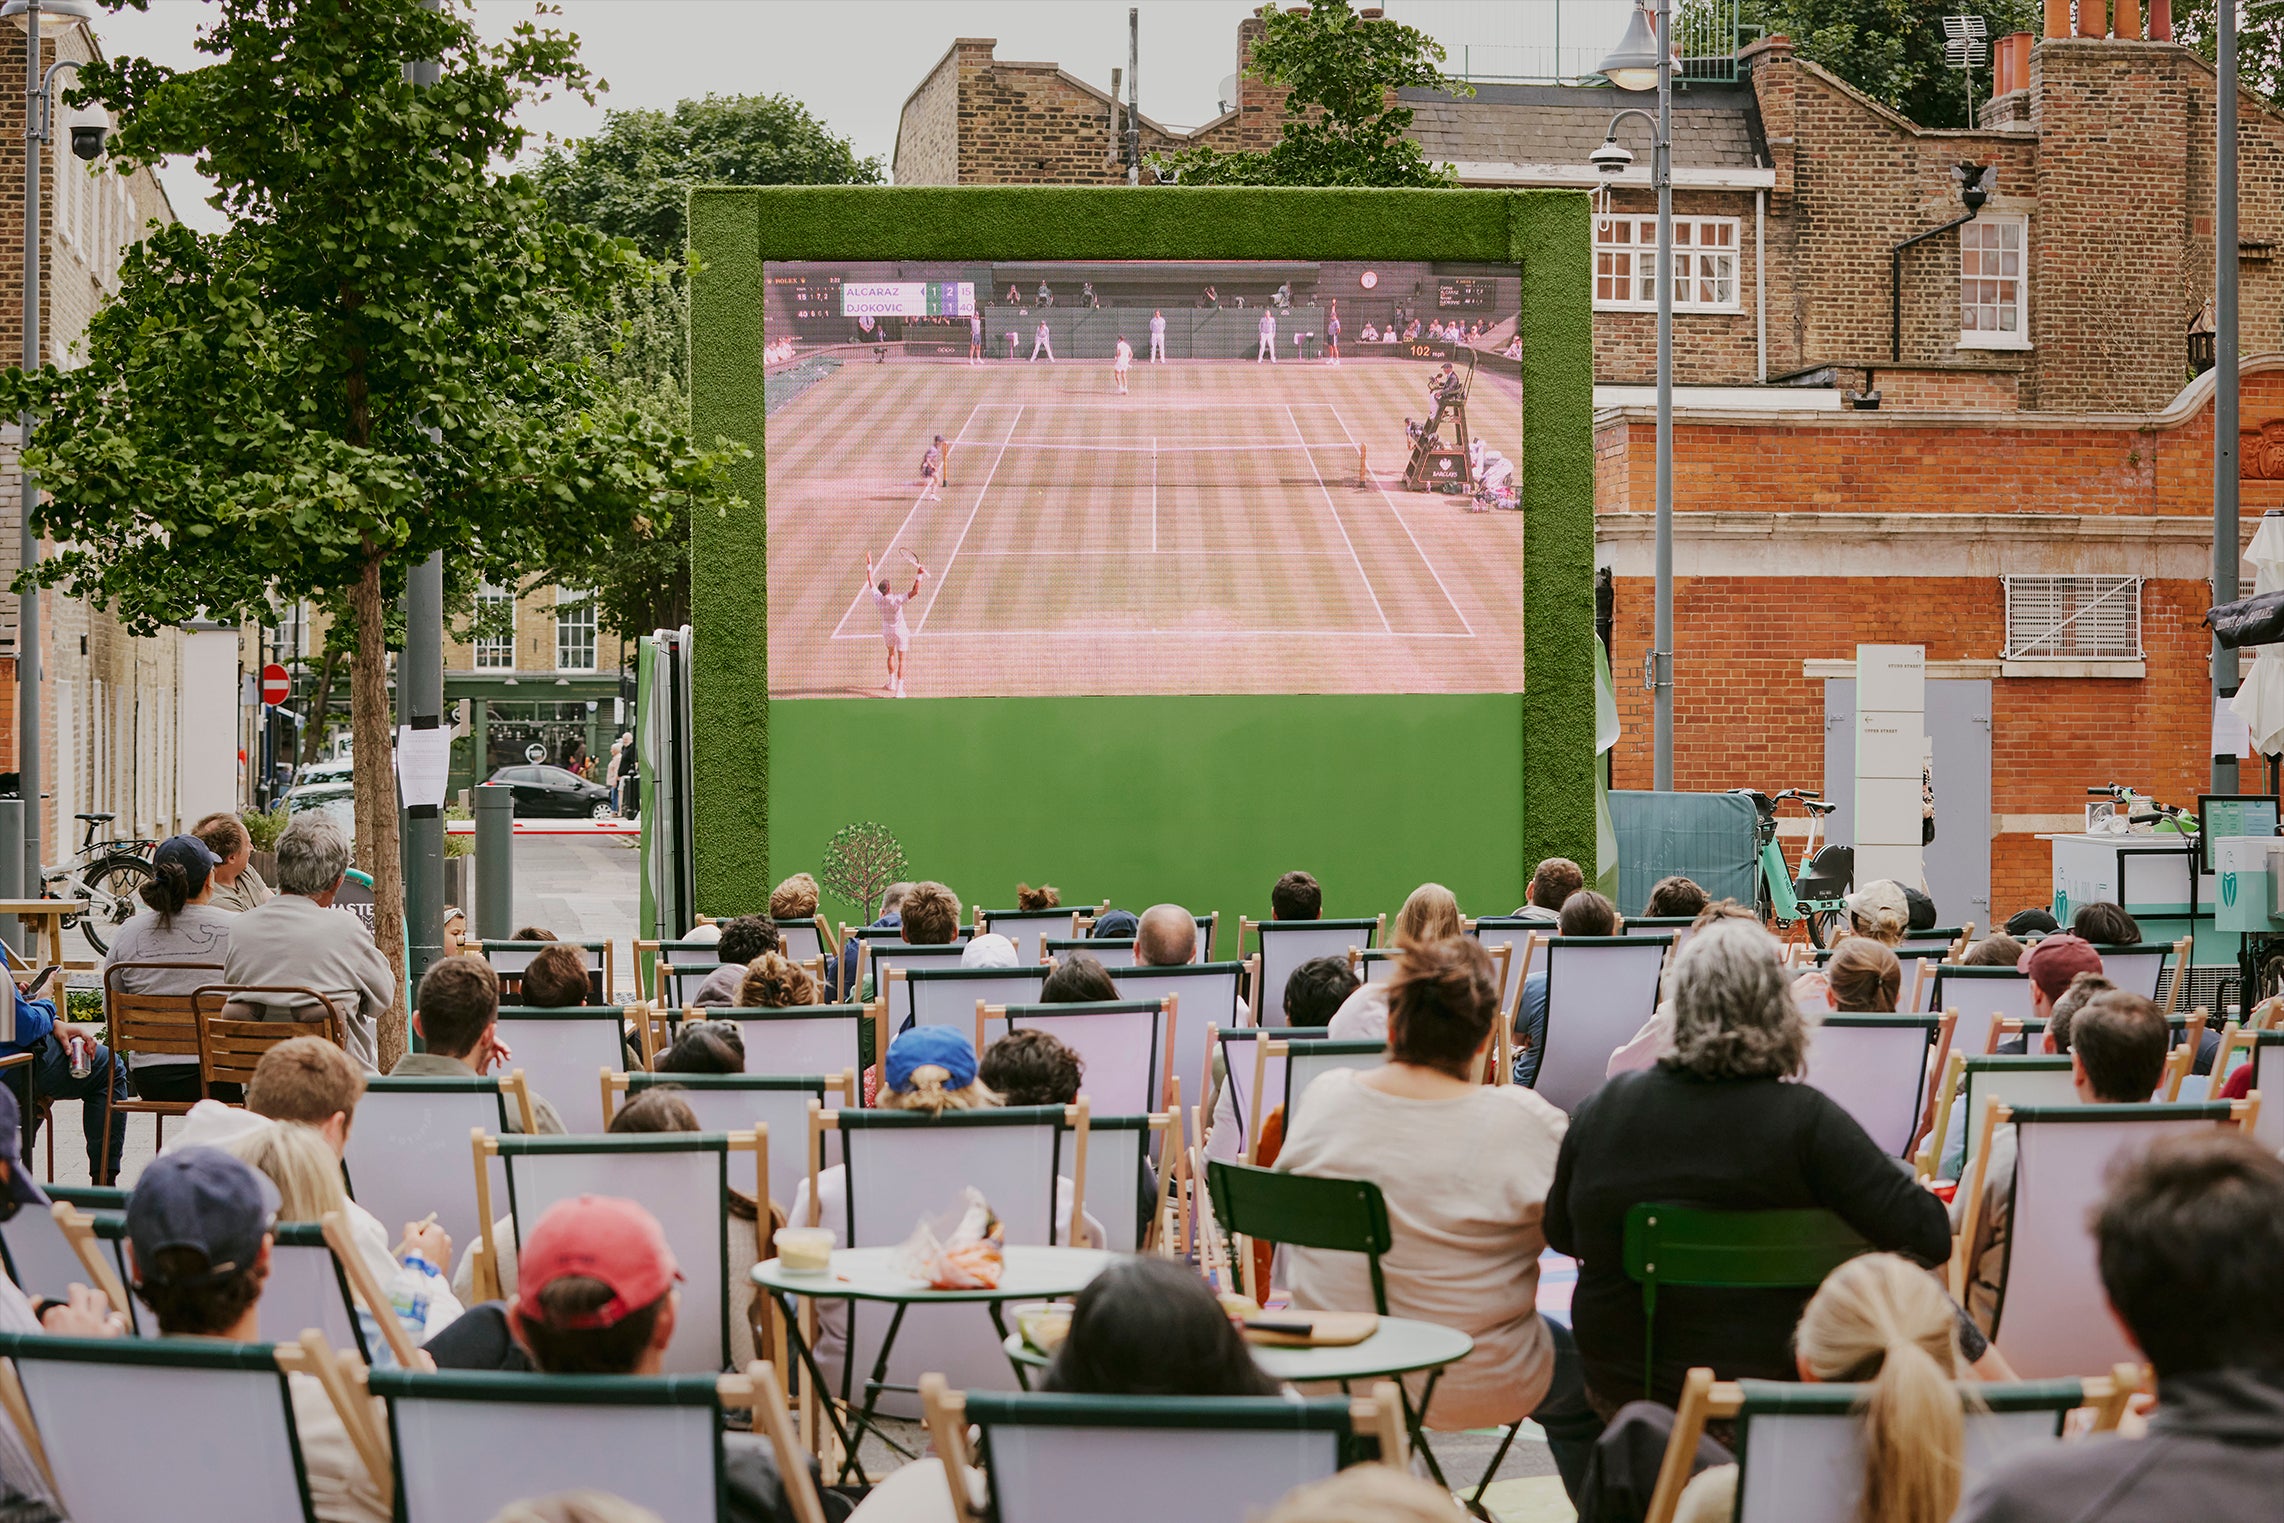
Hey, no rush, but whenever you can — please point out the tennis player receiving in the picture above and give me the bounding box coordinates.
[1113,335,1133,395]
[864,551,926,698]
[918,433,945,501]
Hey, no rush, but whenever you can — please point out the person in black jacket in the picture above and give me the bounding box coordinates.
[1545,919,1951,1416]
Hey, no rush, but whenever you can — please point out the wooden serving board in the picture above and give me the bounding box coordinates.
[1242,1310,1378,1348]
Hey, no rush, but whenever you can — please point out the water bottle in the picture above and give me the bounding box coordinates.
[393,1256,436,1333]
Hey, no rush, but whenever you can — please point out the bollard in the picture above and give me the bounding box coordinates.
[0,798,20,958]
[472,784,516,942]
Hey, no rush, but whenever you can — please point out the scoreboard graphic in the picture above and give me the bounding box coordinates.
[840,281,976,318]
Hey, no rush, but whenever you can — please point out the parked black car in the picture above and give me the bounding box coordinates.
[485,765,615,819]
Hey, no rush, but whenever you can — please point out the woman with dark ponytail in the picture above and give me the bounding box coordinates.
[103,835,235,1102]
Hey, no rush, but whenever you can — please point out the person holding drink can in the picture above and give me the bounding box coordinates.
[0,950,126,1184]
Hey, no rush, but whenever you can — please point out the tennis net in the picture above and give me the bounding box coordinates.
[942,439,1368,491]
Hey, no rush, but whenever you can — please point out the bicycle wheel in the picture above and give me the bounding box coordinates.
[78,853,154,954]
[1806,908,1847,950]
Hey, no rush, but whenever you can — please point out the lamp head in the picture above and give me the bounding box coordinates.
[1954,162,1996,214]
[1589,137,1636,175]
[1598,2,1663,92]
[1,1,98,34]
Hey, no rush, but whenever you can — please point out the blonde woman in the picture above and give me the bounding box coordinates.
[1325,882,1466,1039]
[1846,880,1912,946]
[1674,1254,1970,1523]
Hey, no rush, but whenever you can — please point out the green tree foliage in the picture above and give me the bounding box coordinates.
[1731,0,2039,128]
[1159,0,1471,186]
[1,0,739,1063]
[819,822,908,924]
[2172,0,2284,103]
[524,95,880,637]
[531,94,883,266]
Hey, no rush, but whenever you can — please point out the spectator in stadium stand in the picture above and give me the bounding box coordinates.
[1951,989,2169,1332]
[520,941,595,1009]
[1504,889,1620,1086]
[1515,858,1585,922]
[124,1147,391,1523]
[1134,904,1199,968]
[1362,322,1380,342]
[1270,870,1323,922]
[2072,900,2142,946]
[105,832,235,1104]
[221,810,392,1072]
[1546,919,1951,1415]
[1282,936,1594,1496]
[194,810,274,914]
[687,915,782,1009]
[1643,875,1709,919]
[1030,317,1054,362]
[769,873,838,992]
[1036,279,1054,307]
[735,953,820,1010]
[1256,307,1278,363]
[1404,318,1422,341]
[396,956,567,1133]
[1040,952,1118,1004]
[900,882,962,946]
[1201,283,1218,306]
[1956,1133,2284,1522]
[1005,283,1020,305]
[1081,280,1098,308]
[1327,882,1466,1041]
[2019,933,2104,1030]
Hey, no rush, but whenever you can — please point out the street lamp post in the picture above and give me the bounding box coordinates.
[1594,0,1675,791]
[4,0,97,895]
[2215,0,2240,793]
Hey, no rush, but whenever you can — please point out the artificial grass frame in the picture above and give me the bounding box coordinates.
[687,184,1595,916]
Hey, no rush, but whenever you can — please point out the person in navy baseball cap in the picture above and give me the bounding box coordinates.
[126,1147,279,1324]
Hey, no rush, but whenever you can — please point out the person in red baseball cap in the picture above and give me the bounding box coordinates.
[2018,933,2105,1030]
[507,1196,685,1376]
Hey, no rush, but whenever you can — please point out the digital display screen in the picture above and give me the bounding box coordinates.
[1439,276,1495,310]
[762,259,1524,700]
[2202,793,2281,871]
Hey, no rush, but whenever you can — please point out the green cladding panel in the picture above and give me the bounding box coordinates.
[688,185,1595,924]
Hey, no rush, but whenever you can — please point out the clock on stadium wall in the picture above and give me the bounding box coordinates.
[1359,270,1379,289]
[1438,276,1494,310]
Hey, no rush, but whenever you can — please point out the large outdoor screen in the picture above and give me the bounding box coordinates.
[761,259,1525,700]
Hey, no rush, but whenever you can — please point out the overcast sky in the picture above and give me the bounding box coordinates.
[86,1,1632,233]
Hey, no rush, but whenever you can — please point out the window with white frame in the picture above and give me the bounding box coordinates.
[554,591,598,672]
[2002,576,2141,661]
[472,586,514,670]
[1593,215,1741,312]
[1959,216,2028,347]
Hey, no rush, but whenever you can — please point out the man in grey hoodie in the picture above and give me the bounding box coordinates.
[1956,1130,2284,1522]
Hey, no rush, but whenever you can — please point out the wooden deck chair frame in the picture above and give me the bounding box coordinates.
[366,1363,761,1521]
[99,960,223,1163]
[2160,1007,2212,1100]
[921,1376,1407,1523]
[902,965,1049,1038]
[604,1068,853,1214]
[805,1100,1091,1243]
[1239,917,1384,1024]
[974,906,1085,955]
[191,986,343,1096]
[1951,1096,2260,1304]
[1522,932,1673,1104]
[471,1129,766,1358]
[476,938,614,1005]
[704,1004,875,1098]
[1083,1110,1179,1257]
[490,1004,650,1114]
[984,998,1176,1118]
[1927,965,2037,1055]
[1276,1039,1391,1131]
[51,1202,134,1322]
[1621,1204,1872,1401]
[1926,1054,2078,1182]
[1641,1365,2135,1523]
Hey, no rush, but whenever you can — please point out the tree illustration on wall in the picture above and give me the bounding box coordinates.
[820,822,909,923]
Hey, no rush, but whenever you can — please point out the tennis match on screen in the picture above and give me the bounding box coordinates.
[762,259,1526,701]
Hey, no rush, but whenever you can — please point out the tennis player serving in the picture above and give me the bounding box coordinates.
[865,550,926,698]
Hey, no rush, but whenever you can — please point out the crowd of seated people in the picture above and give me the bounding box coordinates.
[7,841,2269,1523]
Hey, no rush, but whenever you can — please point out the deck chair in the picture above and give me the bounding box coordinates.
[1110,962,1248,1147]
[1925,1054,2083,1181]
[1641,1368,2132,1523]
[489,1006,639,1132]
[192,986,342,1096]
[478,938,612,1004]
[1802,1013,1953,1159]
[636,937,725,999]
[1352,947,1401,985]
[977,908,1085,964]
[903,966,1046,1035]
[1243,918,1383,1028]
[775,916,836,967]
[342,1074,533,1257]
[372,1364,761,1523]
[1622,1205,1872,1401]
[1959,1099,2256,1377]
[811,1103,1087,1418]
[923,1378,1401,1523]
[1082,1112,1176,1255]
[2210,1029,2284,1152]
[1,1189,127,1307]
[100,961,222,1159]
[1899,925,1971,956]
[1207,1027,1289,1162]
[1205,1158,1390,1310]
[712,1005,873,1093]
[261,1221,370,1363]
[1926,965,2037,1054]
[0,1330,365,1523]
[606,1070,852,1208]
[1281,1039,1391,1129]
[2088,940,2180,1003]
[478,1129,765,1372]
[852,930,969,998]
[992,999,1173,1117]
[1045,936,1134,969]
[656,958,721,1010]
[1532,934,1673,1112]
[1472,916,1548,1026]
[1623,916,1697,941]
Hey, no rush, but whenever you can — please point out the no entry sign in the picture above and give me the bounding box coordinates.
[260,663,290,705]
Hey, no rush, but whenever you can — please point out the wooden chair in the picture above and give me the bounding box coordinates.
[1802,1013,1955,1160]
[1241,917,1383,1028]
[99,961,222,1163]
[191,985,343,1095]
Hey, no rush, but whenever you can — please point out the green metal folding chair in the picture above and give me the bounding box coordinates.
[1205,1159,1390,1311]
[1621,1203,1872,1400]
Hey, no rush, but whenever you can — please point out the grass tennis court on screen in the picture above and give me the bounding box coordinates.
[764,358,1527,699]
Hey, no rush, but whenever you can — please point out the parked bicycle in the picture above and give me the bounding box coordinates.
[40,811,154,955]
[1730,787,1854,948]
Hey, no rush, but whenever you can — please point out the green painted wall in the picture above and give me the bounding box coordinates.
[769,694,1528,926]
[688,185,1596,921]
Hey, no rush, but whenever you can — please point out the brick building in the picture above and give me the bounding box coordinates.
[890,12,2271,928]
[0,14,200,856]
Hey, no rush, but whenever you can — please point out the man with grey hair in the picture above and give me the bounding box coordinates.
[220,812,394,1071]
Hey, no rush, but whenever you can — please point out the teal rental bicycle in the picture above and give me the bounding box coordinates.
[1730,788,1854,948]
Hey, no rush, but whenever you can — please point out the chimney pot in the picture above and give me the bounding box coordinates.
[2076,0,2103,36]
[2115,0,2143,36]
[2044,0,2071,38]
[2148,0,2173,40]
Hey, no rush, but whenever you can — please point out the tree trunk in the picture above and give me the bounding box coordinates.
[347,551,408,1070]
[299,644,341,767]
